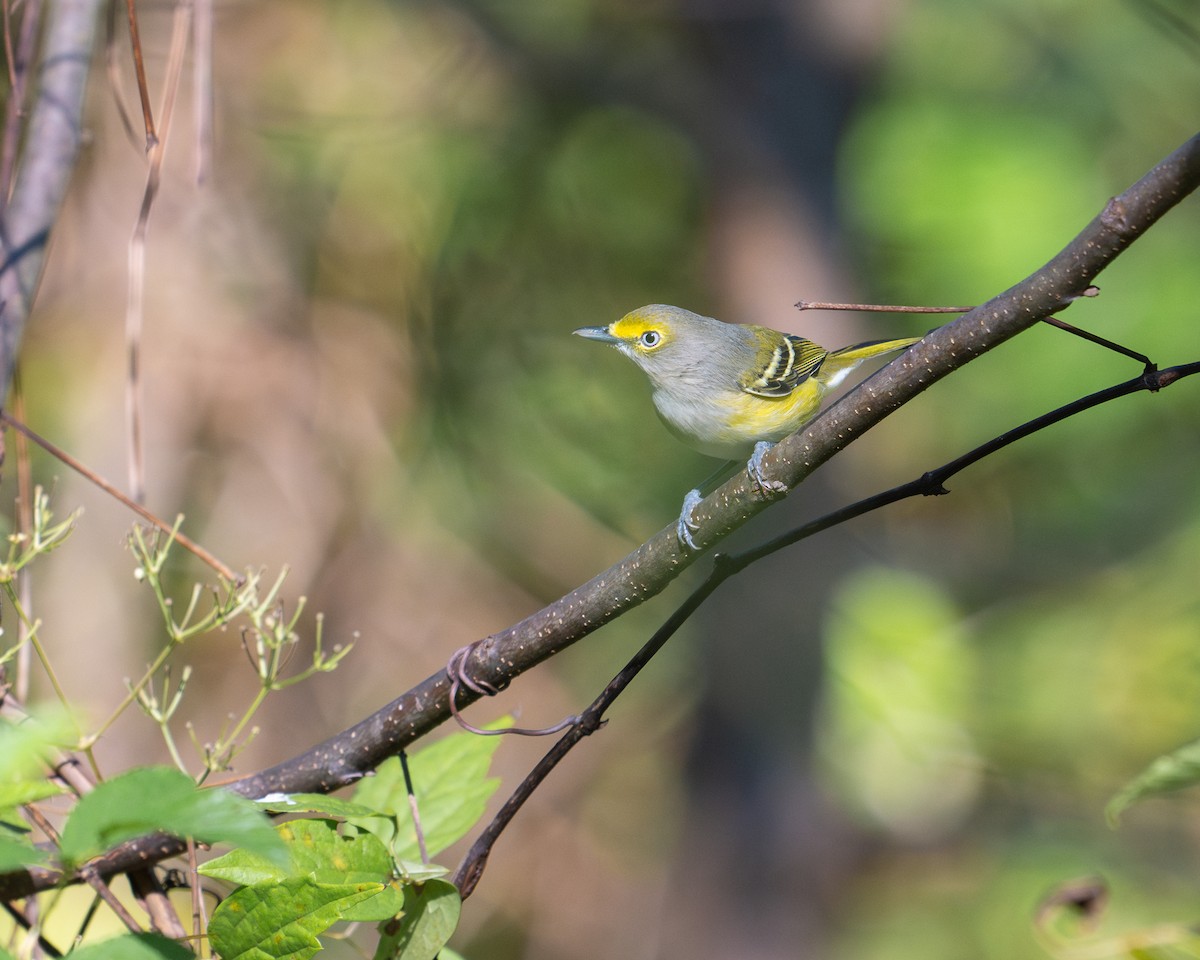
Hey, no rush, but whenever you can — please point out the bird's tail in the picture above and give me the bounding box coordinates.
[818,337,920,388]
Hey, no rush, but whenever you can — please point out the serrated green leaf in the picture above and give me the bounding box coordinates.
[1107,738,1200,824]
[255,793,388,820]
[352,728,504,860]
[0,833,48,871]
[59,767,286,868]
[62,932,193,959]
[208,877,382,960]
[373,879,461,960]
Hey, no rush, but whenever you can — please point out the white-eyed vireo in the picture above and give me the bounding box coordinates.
[574,304,919,549]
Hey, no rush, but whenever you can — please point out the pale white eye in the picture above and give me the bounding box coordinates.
[639,330,662,348]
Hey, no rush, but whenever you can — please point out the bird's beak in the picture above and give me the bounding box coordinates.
[573,325,619,344]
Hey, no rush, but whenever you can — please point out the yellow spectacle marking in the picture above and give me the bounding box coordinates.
[610,314,673,347]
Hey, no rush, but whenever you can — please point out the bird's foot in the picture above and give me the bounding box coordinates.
[676,488,703,551]
[747,441,788,500]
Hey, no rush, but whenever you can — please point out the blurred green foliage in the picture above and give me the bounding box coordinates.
[822,0,1200,954]
[14,0,1197,956]
[237,0,1200,955]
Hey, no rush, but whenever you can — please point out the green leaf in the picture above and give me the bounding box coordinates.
[198,845,290,887]
[254,792,388,820]
[345,879,408,923]
[276,821,399,920]
[59,767,286,868]
[0,711,74,783]
[1107,738,1200,824]
[352,729,504,861]
[208,877,382,960]
[0,780,65,810]
[202,818,392,883]
[279,819,392,879]
[0,832,48,871]
[395,859,449,883]
[62,932,193,959]
[202,819,405,921]
[373,879,461,960]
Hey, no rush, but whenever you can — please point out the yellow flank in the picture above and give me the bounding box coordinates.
[721,379,823,446]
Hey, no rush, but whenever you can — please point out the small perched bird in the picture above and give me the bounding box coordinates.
[574,304,919,549]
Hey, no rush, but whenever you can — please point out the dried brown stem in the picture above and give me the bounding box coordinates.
[124,0,156,148]
[0,411,238,581]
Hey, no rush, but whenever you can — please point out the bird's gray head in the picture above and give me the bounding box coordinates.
[572,304,726,388]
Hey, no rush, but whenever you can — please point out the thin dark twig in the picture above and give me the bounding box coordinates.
[797,290,1155,370]
[23,804,143,933]
[398,750,429,866]
[452,359,1200,897]
[1040,315,1155,370]
[796,288,1155,369]
[795,300,975,313]
[124,0,157,147]
[794,287,1100,316]
[453,569,726,898]
[0,411,239,581]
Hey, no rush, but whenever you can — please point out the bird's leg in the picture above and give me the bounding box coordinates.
[675,460,738,551]
[746,441,788,498]
[676,447,789,549]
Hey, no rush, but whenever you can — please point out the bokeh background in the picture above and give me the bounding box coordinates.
[8,0,1200,957]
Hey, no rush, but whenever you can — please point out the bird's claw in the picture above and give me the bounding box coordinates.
[676,488,703,551]
[747,441,788,500]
